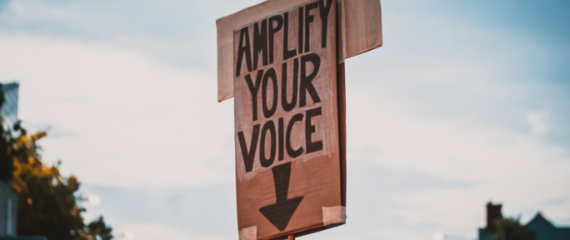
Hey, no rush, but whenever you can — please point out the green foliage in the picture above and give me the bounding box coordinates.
[4,121,113,240]
[86,217,113,240]
[0,86,113,239]
[492,217,536,240]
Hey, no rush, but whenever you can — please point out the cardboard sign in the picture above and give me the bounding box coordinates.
[233,0,345,239]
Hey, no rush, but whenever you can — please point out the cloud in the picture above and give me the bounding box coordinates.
[116,223,227,240]
[0,35,235,188]
[80,184,238,240]
[527,111,549,135]
[0,0,267,71]
[334,82,570,239]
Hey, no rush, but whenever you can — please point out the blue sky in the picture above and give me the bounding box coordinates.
[1,0,569,240]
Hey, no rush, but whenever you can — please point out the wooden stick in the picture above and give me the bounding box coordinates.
[288,234,295,240]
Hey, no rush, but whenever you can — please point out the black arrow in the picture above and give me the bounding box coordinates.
[259,162,304,231]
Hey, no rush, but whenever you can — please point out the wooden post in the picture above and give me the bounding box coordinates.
[288,234,295,240]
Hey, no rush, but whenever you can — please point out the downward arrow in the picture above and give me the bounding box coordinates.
[259,162,304,231]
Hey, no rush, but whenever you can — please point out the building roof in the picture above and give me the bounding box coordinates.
[526,212,570,240]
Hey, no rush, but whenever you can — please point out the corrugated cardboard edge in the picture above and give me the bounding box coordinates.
[216,0,383,102]
[239,226,257,240]
[337,0,345,64]
[322,206,347,226]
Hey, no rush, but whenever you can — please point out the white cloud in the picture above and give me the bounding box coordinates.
[527,111,549,135]
[116,223,228,240]
[337,83,570,239]
[0,35,235,188]
[5,0,72,20]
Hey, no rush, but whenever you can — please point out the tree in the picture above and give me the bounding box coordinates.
[492,217,536,240]
[86,216,114,240]
[7,123,114,240]
[0,89,113,240]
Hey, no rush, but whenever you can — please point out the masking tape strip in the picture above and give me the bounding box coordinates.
[323,206,347,226]
[239,226,257,240]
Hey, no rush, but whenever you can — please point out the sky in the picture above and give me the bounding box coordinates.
[1,0,570,240]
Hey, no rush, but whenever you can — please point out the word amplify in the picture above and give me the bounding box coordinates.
[235,0,333,77]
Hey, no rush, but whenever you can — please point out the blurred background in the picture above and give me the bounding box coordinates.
[0,0,569,239]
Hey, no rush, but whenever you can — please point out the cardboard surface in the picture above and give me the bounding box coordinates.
[341,0,383,58]
[233,1,343,239]
[217,0,382,102]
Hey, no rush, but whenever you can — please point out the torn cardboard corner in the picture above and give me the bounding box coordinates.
[216,0,382,102]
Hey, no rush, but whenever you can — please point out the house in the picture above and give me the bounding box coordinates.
[478,202,570,240]
[527,212,570,240]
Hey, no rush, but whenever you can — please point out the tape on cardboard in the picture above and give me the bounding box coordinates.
[322,206,346,226]
[239,226,257,240]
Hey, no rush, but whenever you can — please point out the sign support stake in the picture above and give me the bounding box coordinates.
[288,234,295,240]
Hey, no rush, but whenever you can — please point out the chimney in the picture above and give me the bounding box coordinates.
[485,202,503,231]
